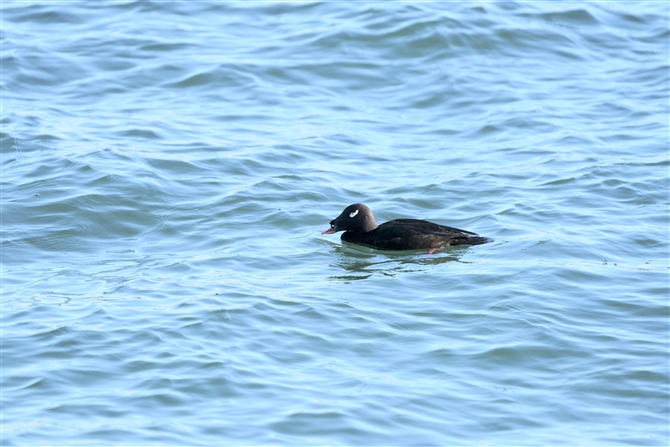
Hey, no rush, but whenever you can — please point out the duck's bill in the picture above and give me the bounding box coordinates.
[321,227,337,234]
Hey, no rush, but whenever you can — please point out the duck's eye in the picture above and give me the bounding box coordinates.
[349,209,359,218]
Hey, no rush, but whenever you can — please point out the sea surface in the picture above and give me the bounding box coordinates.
[2,1,669,445]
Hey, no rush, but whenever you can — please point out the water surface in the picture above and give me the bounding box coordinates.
[2,2,669,445]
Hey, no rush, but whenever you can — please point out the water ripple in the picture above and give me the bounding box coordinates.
[3,1,668,445]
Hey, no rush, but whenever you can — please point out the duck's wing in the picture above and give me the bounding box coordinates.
[351,219,485,250]
[388,219,480,236]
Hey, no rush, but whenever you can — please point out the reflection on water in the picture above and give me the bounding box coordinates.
[328,242,472,281]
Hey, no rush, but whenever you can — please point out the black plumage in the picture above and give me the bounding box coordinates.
[322,203,490,251]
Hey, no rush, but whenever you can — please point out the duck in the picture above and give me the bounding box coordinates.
[322,203,490,252]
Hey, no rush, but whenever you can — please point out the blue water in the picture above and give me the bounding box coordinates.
[2,2,669,445]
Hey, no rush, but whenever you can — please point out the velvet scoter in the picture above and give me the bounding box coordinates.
[322,203,490,251]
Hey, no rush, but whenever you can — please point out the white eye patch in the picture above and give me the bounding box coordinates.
[349,209,359,218]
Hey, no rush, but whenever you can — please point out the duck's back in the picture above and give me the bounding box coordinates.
[342,218,489,250]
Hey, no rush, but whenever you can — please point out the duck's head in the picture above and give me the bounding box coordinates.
[322,203,378,234]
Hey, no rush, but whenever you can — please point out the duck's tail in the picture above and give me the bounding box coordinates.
[451,235,492,246]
